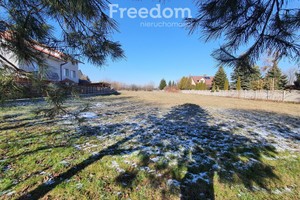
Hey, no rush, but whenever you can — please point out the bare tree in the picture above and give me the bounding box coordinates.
[284,67,298,85]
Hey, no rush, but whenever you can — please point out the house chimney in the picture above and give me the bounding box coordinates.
[203,74,207,77]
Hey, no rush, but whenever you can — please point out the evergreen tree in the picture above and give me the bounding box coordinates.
[159,79,167,90]
[199,82,203,90]
[212,66,227,90]
[211,82,216,92]
[0,71,24,106]
[224,79,229,90]
[250,80,267,90]
[0,0,124,67]
[172,81,176,87]
[0,0,124,115]
[264,58,288,90]
[203,82,207,90]
[168,80,172,87]
[201,82,207,90]
[187,0,299,66]
[196,82,206,90]
[294,72,300,90]
[237,77,242,90]
[178,76,193,90]
[231,57,261,90]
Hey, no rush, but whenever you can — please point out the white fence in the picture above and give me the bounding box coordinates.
[181,90,300,103]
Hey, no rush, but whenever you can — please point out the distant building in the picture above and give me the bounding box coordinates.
[78,70,91,84]
[191,75,214,88]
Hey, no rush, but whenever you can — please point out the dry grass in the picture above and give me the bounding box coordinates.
[119,91,300,117]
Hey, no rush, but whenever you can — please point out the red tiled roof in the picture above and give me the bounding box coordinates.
[1,31,82,63]
[191,75,214,86]
[60,78,75,83]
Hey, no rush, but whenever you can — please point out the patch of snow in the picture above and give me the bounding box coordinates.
[186,172,210,184]
[107,161,125,173]
[59,160,69,165]
[76,183,83,189]
[95,103,106,108]
[167,179,180,187]
[44,179,55,185]
[272,189,282,194]
[150,157,160,162]
[79,112,98,119]
[6,191,16,197]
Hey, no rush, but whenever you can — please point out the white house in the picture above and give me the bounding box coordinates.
[0,37,81,83]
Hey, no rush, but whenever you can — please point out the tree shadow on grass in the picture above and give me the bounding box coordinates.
[227,108,300,141]
[16,129,143,200]
[0,116,64,131]
[131,104,280,199]
[0,113,24,121]
[115,170,138,188]
[4,144,67,160]
[1,165,52,194]
[14,103,284,200]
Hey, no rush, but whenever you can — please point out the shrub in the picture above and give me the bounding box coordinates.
[224,79,229,90]
[236,77,242,90]
[250,80,266,90]
[211,82,216,92]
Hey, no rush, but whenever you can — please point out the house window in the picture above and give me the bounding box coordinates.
[72,70,76,78]
[64,68,69,77]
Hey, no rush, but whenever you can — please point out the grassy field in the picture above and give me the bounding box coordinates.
[120,91,300,116]
[0,91,299,200]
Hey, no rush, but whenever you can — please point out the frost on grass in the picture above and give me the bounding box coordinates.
[0,96,299,199]
[77,101,298,198]
[78,112,98,119]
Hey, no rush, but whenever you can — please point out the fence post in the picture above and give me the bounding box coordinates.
[283,90,286,102]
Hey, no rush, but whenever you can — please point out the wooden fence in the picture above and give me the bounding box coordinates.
[15,78,116,97]
[78,86,116,95]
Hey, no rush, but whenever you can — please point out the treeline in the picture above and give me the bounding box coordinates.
[178,77,207,90]
[183,55,296,92]
[158,79,177,90]
[110,81,155,91]
[229,55,289,91]
[212,57,290,91]
[158,77,208,91]
[159,55,299,92]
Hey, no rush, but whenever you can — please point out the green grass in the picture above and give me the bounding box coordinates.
[0,94,299,200]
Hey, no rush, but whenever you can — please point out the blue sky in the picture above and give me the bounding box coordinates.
[78,0,297,86]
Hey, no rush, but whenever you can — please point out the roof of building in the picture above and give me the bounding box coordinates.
[79,79,91,85]
[60,78,76,83]
[79,81,111,88]
[191,75,214,86]
[1,31,83,64]
[78,70,91,81]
